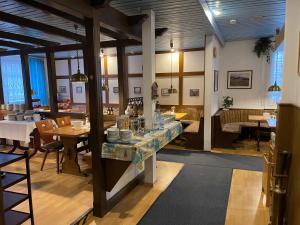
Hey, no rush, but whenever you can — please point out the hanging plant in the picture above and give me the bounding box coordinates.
[253,37,274,63]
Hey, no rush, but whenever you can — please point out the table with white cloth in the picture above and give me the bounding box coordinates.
[0,120,36,152]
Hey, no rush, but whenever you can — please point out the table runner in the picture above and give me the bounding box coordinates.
[0,120,36,143]
[101,121,183,166]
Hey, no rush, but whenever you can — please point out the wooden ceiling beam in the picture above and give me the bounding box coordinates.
[128,14,148,26]
[90,0,112,8]
[15,0,85,25]
[0,40,35,49]
[0,31,60,46]
[0,11,85,42]
[155,28,168,37]
[100,39,141,48]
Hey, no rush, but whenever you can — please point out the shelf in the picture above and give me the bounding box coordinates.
[1,172,27,189]
[4,210,30,225]
[3,191,28,212]
[0,153,25,168]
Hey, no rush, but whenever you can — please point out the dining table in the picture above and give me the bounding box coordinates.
[44,121,115,176]
[248,115,269,151]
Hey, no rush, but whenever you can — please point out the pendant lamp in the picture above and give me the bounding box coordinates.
[268,51,281,92]
[71,24,88,83]
[168,40,178,94]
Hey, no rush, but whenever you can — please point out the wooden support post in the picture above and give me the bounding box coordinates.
[20,52,32,110]
[179,51,184,105]
[84,16,107,217]
[117,40,129,114]
[0,58,4,104]
[46,52,59,115]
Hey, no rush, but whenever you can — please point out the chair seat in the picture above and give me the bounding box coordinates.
[43,141,64,150]
[184,121,200,133]
[222,123,241,133]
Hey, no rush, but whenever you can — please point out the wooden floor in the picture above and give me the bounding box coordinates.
[225,170,270,225]
[1,147,183,225]
[1,144,270,225]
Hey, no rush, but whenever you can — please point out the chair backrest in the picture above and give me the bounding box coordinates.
[56,116,72,127]
[35,120,54,144]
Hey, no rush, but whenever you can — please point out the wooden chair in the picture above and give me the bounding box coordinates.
[34,120,64,173]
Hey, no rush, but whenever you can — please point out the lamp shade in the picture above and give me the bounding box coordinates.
[168,86,178,94]
[268,81,281,92]
[71,69,88,83]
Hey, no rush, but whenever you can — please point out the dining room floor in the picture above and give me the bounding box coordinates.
[0,144,269,225]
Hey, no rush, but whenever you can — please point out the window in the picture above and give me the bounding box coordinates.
[29,57,49,107]
[269,43,284,104]
[0,56,25,104]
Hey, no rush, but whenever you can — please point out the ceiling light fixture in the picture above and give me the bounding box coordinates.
[71,24,88,83]
[230,19,237,25]
[268,51,281,92]
[213,9,222,16]
[100,49,104,57]
[170,39,175,52]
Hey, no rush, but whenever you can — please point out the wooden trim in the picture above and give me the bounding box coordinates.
[127,72,205,77]
[15,0,85,25]
[102,75,118,79]
[126,48,205,56]
[128,73,143,78]
[156,72,180,77]
[0,40,35,50]
[275,26,285,50]
[182,71,205,76]
[179,51,184,105]
[46,52,59,114]
[67,59,74,103]
[0,11,85,42]
[20,52,33,110]
[0,31,59,46]
[0,50,20,57]
[84,16,106,217]
[0,58,4,104]
[117,41,128,114]
[103,56,110,104]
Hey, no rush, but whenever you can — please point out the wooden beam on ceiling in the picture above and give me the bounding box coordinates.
[0,40,35,49]
[100,39,141,48]
[0,48,7,52]
[15,0,85,25]
[0,31,60,46]
[0,50,20,57]
[128,14,148,26]
[198,0,225,46]
[90,0,112,8]
[0,11,85,42]
[155,28,168,37]
[96,6,142,42]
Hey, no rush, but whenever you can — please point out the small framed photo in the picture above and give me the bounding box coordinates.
[113,87,119,93]
[161,88,170,96]
[190,89,200,97]
[227,70,253,89]
[214,70,219,92]
[58,86,67,94]
[134,87,141,94]
[75,86,83,94]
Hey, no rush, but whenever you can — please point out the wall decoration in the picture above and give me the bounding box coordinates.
[298,32,300,75]
[113,87,119,94]
[189,89,200,97]
[161,88,170,96]
[134,87,142,94]
[214,70,219,92]
[58,86,67,94]
[76,86,83,94]
[213,47,217,58]
[227,70,253,89]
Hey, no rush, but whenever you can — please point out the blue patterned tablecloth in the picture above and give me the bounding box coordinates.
[101,121,182,165]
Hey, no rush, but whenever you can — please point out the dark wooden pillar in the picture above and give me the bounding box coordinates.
[178,51,183,105]
[116,40,129,114]
[0,58,4,104]
[20,52,32,110]
[84,16,107,217]
[46,52,58,115]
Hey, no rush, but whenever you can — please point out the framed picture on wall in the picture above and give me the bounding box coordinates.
[214,70,219,92]
[134,87,141,94]
[227,70,253,89]
[190,89,200,97]
[161,88,170,96]
[58,86,67,94]
[76,86,83,94]
[113,87,119,93]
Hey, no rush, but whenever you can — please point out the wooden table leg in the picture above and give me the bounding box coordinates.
[61,137,82,176]
[9,140,29,153]
[257,121,261,151]
[144,152,157,184]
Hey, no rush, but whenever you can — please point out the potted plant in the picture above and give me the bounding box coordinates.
[253,37,274,63]
[222,96,233,110]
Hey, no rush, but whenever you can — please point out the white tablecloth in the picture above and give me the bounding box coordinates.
[0,120,36,143]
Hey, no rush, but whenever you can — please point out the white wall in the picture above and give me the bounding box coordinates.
[281,0,300,107]
[219,40,274,109]
[204,35,221,150]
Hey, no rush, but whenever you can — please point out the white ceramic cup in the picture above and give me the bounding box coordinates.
[107,128,120,142]
[120,129,132,142]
